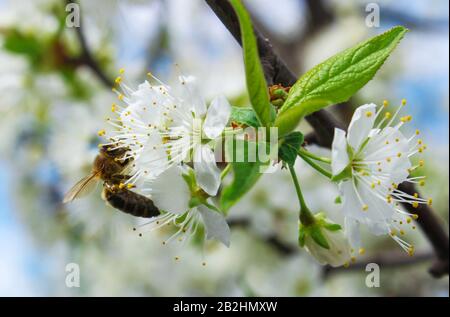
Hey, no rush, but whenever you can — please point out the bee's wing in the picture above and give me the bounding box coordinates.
[63,173,100,203]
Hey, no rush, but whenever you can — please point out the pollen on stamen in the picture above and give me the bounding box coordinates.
[419,180,425,186]
[427,198,433,206]
[98,129,106,137]
[365,111,373,117]
[385,112,391,119]
[119,68,125,74]
[412,214,419,220]
[401,99,407,106]
[383,100,389,107]
[358,248,365,255]
[362,204,369,211]
[412,201,419,208]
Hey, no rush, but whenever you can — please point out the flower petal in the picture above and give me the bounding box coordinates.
[344,217,361,250]
[149,166,190,214]
[178,75,206,116]
[198,205,230,247]
[203,95,231,139]
[347,103,377,151]
[331,128,350,176]
[194,145,221,196]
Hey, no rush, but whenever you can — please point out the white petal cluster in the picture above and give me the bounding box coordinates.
[101,70,231,247]
[331,101,431,255]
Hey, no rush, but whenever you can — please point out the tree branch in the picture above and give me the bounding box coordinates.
[66,0,113,87]
[206,0,448,277]
[323,250,434,278]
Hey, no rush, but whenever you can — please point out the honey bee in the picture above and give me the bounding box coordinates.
[63,146,160,218]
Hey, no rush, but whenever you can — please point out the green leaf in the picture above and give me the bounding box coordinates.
[230,107,260,128]
[275,26,408,136]
[220,138,268,212]
[278,131,304,166]
[3,31,45,66]
[310,226,330,250]
[230,0,273,127]
[220,162,263,212]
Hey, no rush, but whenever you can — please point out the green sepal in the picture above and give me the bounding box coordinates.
[310,226,330,250]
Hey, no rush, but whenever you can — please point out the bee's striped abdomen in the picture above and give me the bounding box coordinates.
[104,188,160,218]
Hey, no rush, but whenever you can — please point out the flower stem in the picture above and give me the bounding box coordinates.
[288,164,315,226]
[298,148,331,164]
[220,163,232,180]
[298,151,332,179]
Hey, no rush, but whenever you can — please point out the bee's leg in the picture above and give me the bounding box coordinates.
[110,174,131,184]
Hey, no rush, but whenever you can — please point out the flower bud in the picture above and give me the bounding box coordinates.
[299,214,351,267]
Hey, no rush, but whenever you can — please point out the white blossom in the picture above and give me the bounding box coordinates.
[102,71,231,197]
[331,101,432,255]
[135,165,231,248]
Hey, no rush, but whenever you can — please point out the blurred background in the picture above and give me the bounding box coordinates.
[0,0,448,296]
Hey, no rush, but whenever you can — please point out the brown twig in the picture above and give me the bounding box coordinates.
[205,0,449,277]
[228,218,297,256]
[65,0,113,87]
[323,250,435,277]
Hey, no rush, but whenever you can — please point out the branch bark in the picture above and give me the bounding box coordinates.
[206,0,448,277]
[66,0,113,87]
